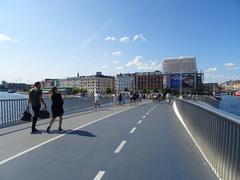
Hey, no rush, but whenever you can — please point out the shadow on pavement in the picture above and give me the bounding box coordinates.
[48,129,96,137]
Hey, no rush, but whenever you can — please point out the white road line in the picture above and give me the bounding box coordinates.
[138,120,142,124]
[93,171,105,180]
[0,106,140,166]
[114,140,127,153]
[146,112,149,115]
[130,127,136,134]
[142,115,146,119]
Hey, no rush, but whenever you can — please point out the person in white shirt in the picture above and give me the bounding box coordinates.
[94,91,100,109]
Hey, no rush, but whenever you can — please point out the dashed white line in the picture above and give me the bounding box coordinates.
[138,120,142,124]
[130,127,136,134]
[146,112,149,115]
[0,105,140,166]
[114,140,127,153]
[93,171,105,180]
[142,115,146,119]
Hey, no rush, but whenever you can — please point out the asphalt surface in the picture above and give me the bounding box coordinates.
[0,102,217,180]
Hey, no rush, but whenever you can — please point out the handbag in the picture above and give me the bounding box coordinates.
[21,107,32,122]
[38,106,50,119]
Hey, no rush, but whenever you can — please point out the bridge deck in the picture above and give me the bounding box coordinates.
[0,102,217,180]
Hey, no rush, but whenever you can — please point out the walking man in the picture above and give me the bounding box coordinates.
[94,91,101,109]
[28,82,46,133]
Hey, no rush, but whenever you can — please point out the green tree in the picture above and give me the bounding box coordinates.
[72,87,81,94]
[79,88,87,94]
[153,88,159,93]
[105,87,112,95]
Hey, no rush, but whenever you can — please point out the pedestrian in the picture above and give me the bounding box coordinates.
[47,87,64,133]
[94,91,101,109]
[118,93,122,106]
[28,81,46,133]
[158,93,161,103]
[166,93,171,104]
[122,93,125,105]
[113,93,117,106]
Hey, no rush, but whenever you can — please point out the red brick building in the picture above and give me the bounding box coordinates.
[135,71,163,92]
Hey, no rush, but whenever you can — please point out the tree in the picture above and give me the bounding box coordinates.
[124,87,129,91]
[79,88,87,94]
[72,87,81,94]
[153,88,159,93]
[105,87,112,95]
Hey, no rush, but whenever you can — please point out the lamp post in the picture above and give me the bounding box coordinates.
[179,58,183,99]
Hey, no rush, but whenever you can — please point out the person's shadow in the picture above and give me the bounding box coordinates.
[48,129,96,137]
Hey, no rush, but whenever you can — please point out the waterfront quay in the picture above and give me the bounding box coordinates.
[0,96,239,180]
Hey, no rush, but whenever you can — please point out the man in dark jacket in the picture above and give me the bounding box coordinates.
[28,82,46,133]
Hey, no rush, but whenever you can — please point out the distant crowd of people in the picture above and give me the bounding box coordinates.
[27,81,172,134]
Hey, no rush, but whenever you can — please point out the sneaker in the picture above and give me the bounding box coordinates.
[58,127,63,132]
[31,128,41,134]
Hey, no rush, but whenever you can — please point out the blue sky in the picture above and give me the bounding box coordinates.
[0,0,240,83]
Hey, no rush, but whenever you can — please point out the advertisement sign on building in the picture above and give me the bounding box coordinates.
[170,74,195,88]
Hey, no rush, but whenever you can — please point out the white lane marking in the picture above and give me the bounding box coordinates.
[146,112,149,115]
[142,115,146,119]
[0,105,141,166]
[93,171,105,180]
[130,127,136,134]
[173,101,220,180]
[114,140,127,153]
[138,120,142,124]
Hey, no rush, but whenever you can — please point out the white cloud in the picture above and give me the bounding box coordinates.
[205,67,217,73]
[104,36,116,41]
[101,65,110,69]
[0,33,18,42]
[126,56,162,70]
[115,66,124,70]
[133,34,146,41]
[119,36,129,43]
[112,51,123,57]
[225,63,238,69]
[112,60,120,64]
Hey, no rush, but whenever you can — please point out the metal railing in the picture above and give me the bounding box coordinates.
[175,99,240,180]
[198,95,219,108]
[0,96,114,128]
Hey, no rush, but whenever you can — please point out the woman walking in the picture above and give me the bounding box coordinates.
[47,87,64,133]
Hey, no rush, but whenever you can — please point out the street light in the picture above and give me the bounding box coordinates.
[179,58,183,99]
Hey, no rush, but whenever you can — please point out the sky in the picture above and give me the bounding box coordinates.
[0,0,240,84]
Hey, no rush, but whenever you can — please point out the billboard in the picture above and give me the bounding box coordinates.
[170,73,195,88]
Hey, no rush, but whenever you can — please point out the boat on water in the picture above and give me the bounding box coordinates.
[234,90,240,96]
[8,89,16,93]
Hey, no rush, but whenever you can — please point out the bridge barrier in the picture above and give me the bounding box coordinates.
[198,95,219,108]
[174,99,240,180]
[0,96,114,128]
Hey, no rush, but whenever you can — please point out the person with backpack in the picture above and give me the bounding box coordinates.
[28,81,46,133]
[47,86,64,133]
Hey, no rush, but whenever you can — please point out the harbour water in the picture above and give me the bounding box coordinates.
[0,92,28,100]
[219,95,240,117]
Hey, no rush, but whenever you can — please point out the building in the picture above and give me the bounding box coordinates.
[135,71,163,92]
[163,56,197,73]
[5,83,28,91]
[60,72,115,94]
[115,73,135,92]
[219,80,240,90]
